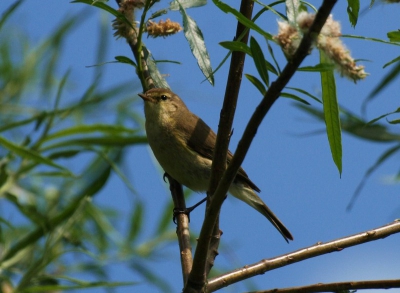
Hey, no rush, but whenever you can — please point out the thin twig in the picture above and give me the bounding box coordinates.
[253,279,400,293]
[207,220,400,292]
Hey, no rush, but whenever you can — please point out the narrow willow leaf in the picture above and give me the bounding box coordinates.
[115,56,137,67]
[287,86,322,103]
[280,92,310,105]
[342,34,400,47]
[212,0,274,40]
[41,136,148,151]
[369,0,375,8]
[96,149,137,194]
[179,5,214,85]
[320,51,342,175]
[245,74,266,95]
[347,145,400,210]
[253,0,287,20]
[369,60,400,99]
[388,118,400,124]
[298,63,335,72]
[156,200,174,234]
[72,0,126,20]
[387,30,400,43]
[250,37,269,86]
[286,0,300,23]
[148,9,168,20]
[127,200,144,243]
[72,0,136,38]
[22,282,135,292]
[366,107,400,125]
[219,41,252,56]
[43,124,136,142]
[0,136,71,173]
[267,41,281,75]
[170,0,207,10]
[143,46,170,89]
[383,55,400,68]
[346,0,360,27]
[0,0,24,30]
[155,59,181,65]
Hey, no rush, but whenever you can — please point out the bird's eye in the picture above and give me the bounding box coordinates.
[160,95,168,101]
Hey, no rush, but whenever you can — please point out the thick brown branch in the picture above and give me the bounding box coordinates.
[207,221,400,292]
[185,0,254,291]
[255,279,400,293]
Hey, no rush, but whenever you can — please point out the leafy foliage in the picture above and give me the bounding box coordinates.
[0,4,187,292]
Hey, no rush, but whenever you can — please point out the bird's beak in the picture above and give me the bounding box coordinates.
[138,93,153,102]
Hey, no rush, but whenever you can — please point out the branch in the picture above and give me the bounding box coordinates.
[207,220,400,292]
[209,0,337,239]
[165,174,193,285]
[254,279,400,293]
[185,0,254,291]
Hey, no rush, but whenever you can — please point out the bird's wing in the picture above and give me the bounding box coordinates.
[181,113,260,192]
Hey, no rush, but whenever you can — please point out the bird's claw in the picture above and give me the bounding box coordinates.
[173,208,190,223]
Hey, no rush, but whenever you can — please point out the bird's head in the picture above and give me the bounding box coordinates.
[138,88,188,124]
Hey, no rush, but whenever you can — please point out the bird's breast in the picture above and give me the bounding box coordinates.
[145,119,211,191]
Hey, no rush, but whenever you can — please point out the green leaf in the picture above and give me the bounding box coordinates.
[142,46,170,89]
[342,34,400,47]
[0,0,24,30]
[127,201,144,243]
[346,0,360,27]
[286,0,300,23]
[155,200,174,234]
[366,107,400,125]
[383,55,400,68]
[286,86,322,103]
[298,63,335,72]
[170,0,207,10]
[347,145,400,210]
[115,56,137,67]
[388,118,400,124]
[253,0,287,20]
[245,74,266,96]
[266,40,281,75]
[0,136,71,173]
[43,124,136,142]
[250,37,269,86]
[148,9,168,20]
[280,92,310,105]
[41,136,147,151]
[219,41,252,56]
[72,0,129,23]
[387,30,400,43]
[22,281,135,292]
[368,60,400,99]
[212,0,274,40]
[179,4,214,85]
[320,51,342,176]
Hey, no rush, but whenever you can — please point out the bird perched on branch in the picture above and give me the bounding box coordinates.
[138,88,293,242]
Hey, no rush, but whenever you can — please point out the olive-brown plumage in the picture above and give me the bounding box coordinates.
[138,88,293,242]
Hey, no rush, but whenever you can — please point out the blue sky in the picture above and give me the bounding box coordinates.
[2,0,400,292]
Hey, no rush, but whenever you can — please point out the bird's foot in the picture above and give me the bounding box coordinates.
[173,196,208,224]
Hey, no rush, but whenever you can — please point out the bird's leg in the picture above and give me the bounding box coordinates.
[173,196,208,224]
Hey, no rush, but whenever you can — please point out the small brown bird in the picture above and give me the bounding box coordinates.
[138,88,293,242]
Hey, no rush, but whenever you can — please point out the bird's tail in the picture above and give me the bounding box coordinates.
[229,183,293,243]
